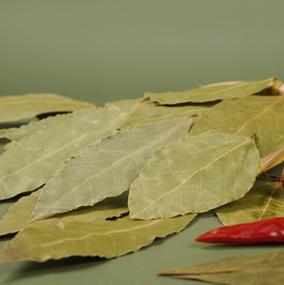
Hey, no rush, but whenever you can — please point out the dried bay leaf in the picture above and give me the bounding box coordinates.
[146,78,275,105]
[191,95,284,157]
[122,102,209,129]
[0,105,137,200]
[159,250,284,285]
[0,100,207,141]
[32,117,194,220]
[106,99,209,129]
[0,190,129,237]
[0,191,39,236]
[129,130,260,220]
[0,100,141,142]
[0,108,99,142]
[0,93,94,123]
[60,193,129,222]
[216,182,284,226]
[0,121,47,142]
[0,115,70,143]
[0,212,195,262]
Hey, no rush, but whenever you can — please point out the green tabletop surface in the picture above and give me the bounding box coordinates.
[0,1,284,284]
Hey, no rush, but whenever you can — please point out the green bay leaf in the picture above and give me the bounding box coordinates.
[0,105,137,200]
[129,130,260,220]
[0,212,195,262]
[32,117,194,220]
[146,78,276,105]
[216,182,284,225]
[159,250,284,285]
[0,93,94,123]
[191,95,284,157]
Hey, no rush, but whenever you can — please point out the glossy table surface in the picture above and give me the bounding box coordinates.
[0,1,284,284]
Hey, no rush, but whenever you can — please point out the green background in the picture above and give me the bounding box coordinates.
[0,1,283,284]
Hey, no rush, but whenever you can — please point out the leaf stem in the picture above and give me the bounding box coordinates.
[259,145,284,175]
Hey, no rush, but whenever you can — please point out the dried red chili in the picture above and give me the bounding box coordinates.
[196,217,284,245]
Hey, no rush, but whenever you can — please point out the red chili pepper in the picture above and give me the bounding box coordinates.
[196,217,284,245]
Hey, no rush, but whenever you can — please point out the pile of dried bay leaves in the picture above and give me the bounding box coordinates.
[0,78,283,284]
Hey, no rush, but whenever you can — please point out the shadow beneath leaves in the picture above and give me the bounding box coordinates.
[194,211,213,222]
[0,195,22,206]
[0,233,15,242]
[0,119,33,129]
[0,185,44,206]
[199,243,284,251]
[0,138,10,144]
[189,242,284,256]
[3,256,107,284]
[36,111,72,120]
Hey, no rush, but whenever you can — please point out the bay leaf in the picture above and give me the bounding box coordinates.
[0,191,39,236]
[0,191,129,237]
[0,100,142,142]
[0,93,94,123]
[0,105,138,200]
[0,108,104,143]
[122,102,209,129]
[191,95,284,157]
[0,100,175,142]
[0,120,51,142]
[146,77,275,105]
[159,250,284,285]
[216,182,284,225]
[0,212,195,262]
[0,115,70,143]
[203,78,283,95]
[106,99,209,129]
[129,130,260,220]
[32,116,194,220]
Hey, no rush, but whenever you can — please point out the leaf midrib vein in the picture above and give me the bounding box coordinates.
[135,137,252,216]
[41,118,191,210]
[0,110,127,184]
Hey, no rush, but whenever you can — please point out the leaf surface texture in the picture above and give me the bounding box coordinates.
[0,105,136,200]
[0,191,129,237]
[0,213,195,262]
[33,117,194,219]
[191,95,284,156]
[129,130,260,219]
